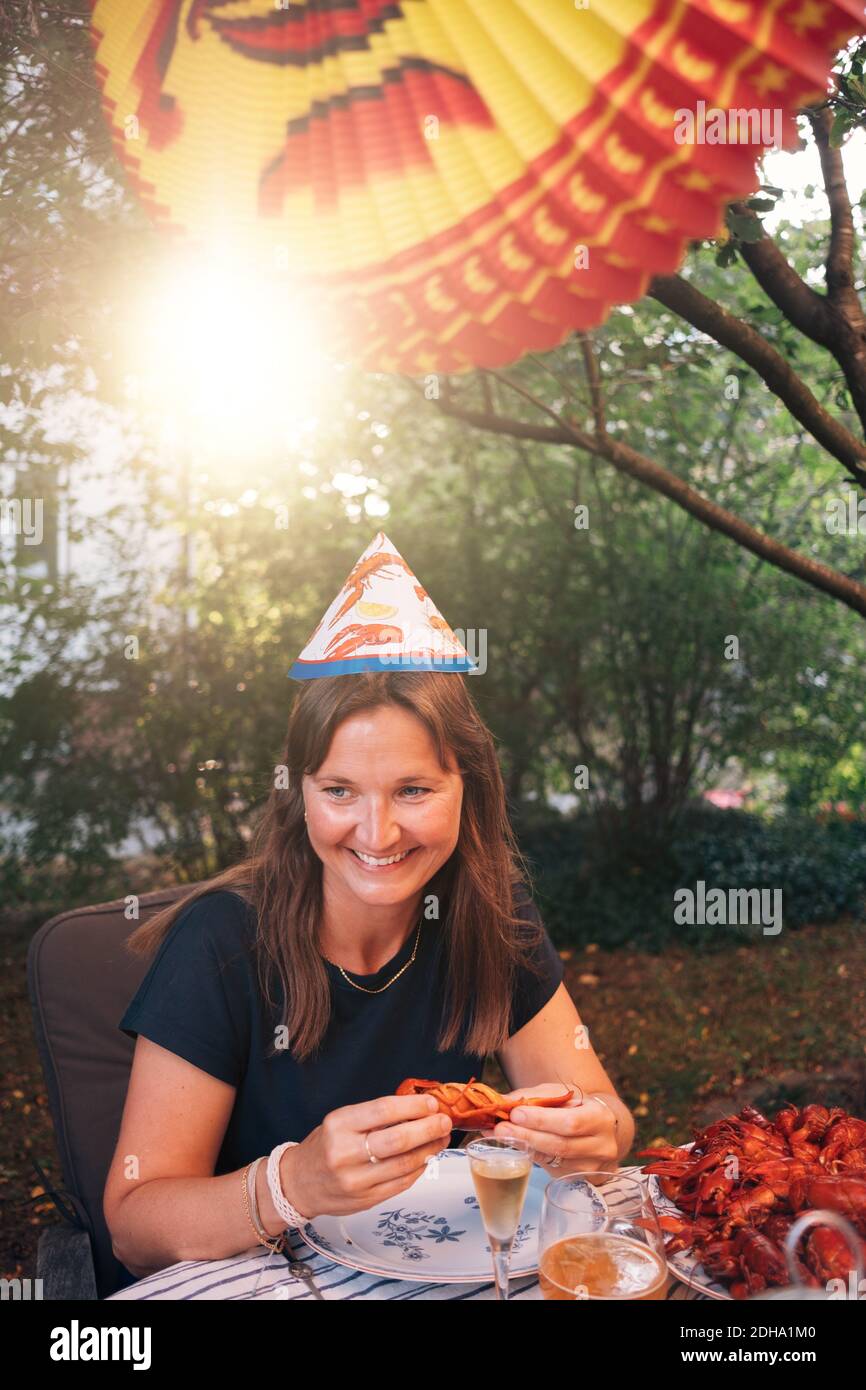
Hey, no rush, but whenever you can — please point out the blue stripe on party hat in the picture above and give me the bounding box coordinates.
[288,531,477,679]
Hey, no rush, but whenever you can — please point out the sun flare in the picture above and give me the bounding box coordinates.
[126,252,334,468]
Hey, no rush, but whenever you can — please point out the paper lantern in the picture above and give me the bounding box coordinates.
[90,0,865,373]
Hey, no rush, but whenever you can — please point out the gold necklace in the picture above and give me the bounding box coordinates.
[322,916,423,994]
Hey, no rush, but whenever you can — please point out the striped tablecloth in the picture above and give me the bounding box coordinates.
[107,1164,708,1301]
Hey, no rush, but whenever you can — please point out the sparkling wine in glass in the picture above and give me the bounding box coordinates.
[466,1136,532,1300]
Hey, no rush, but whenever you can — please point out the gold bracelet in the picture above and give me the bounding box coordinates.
[242,1160,285,1254]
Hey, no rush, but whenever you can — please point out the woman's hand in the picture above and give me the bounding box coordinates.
[491,1084,620,1173]
[279,1093,452,1222]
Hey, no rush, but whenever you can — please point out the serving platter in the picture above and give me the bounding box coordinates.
[644,1166,731,1300]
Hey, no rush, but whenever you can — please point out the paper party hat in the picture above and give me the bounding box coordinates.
[288,532,476,679]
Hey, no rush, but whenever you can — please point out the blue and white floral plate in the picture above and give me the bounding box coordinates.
[300,1148,608,1283]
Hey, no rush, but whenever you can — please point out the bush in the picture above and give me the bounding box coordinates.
[515,804,866,952]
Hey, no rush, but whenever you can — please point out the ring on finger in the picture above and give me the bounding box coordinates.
[364,1133,380,1165]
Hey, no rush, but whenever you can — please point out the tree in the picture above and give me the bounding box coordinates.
[431,48,866,619]
[3,4,866,888]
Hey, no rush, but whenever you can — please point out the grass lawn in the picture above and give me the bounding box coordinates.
[553,916,866,1146]
[2,912,863,1283]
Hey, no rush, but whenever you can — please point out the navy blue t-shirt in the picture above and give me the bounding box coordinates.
[118,884,564,1176]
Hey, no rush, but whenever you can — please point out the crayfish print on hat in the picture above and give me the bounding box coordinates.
[287,531,477,679]
[90,0,866,373]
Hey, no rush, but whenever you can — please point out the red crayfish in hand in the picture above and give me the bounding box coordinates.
[396,1076,575,1129]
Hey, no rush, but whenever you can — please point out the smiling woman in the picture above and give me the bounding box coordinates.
[305,703,465,974]
[103,665,632,1282]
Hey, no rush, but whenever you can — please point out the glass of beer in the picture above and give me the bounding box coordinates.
[466,1136,533,1300]
[539,1171,668,1300]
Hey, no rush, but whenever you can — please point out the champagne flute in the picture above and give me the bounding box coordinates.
[539,1171,668,1300]
[466,1136,532,1300]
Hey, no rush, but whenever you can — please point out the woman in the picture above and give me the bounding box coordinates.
[104,670,634,1280]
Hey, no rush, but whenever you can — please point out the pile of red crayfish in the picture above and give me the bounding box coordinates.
[637,1103,866,1298]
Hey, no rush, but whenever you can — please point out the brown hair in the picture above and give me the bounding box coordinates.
[125,671,546,1061]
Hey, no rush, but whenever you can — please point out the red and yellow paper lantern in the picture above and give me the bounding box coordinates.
[90,0,865,373]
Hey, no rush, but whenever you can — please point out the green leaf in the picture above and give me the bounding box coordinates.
[727,213,764,242]
[830,110,851,148]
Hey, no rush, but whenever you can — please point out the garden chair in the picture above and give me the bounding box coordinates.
[26,883,198,1300]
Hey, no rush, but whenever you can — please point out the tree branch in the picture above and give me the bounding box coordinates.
[649,273,866,485]
[809,105,866,431]
[727,201,833,347]
[435,380,866,620]
[578,333,606,433]
[810,105,858,302]
[729,149,866,433]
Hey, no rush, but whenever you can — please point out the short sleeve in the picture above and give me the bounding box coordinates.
[508,889,565,1038]
[119,891,254,1087]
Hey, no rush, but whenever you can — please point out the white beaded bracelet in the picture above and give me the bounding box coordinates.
[266,1141,310,1230]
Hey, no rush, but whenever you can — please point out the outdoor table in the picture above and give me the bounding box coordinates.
[107,1165,708,1302]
